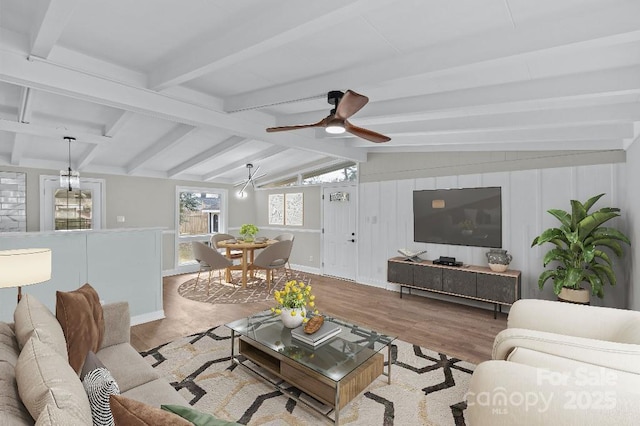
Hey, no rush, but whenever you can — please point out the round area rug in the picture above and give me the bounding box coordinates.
[177,269,309,304]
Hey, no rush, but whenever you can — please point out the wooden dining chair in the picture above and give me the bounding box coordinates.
[192,241,234,295]
[248,240,292,291]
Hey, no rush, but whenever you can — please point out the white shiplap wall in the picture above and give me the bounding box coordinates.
[358,163,630,309]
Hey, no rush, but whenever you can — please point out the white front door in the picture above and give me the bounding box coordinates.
[322,185,357,280]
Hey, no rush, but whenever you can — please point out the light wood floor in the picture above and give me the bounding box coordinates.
[131,272,507,365]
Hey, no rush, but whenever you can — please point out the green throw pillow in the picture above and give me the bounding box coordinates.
[160,405,241,426]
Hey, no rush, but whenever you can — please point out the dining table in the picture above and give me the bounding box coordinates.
[216,238,277,288]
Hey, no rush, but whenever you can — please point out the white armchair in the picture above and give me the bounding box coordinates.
[466,299,640,425]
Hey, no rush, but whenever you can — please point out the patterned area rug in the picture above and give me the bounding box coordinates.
[140,325,474,425]
[177,270,307,304]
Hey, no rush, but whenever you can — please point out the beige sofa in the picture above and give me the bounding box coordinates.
[1,294,187,425]
[466,299,640,425]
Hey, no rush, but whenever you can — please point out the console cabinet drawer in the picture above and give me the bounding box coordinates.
[477,274,517,304]
[387,261,413,285]
[414,266,442,290]
[442,269,476,297]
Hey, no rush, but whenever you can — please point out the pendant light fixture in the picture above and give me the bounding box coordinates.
[60,136,79,191]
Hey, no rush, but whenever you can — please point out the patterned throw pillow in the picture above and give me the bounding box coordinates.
[82,351,120,426]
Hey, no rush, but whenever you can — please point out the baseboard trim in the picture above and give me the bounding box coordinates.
[290,264,321,275]
[131,310,165,326]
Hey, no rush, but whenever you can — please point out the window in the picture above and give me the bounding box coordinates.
[263,162,357,188]
[40,176,105,231]
[176,187,227,268]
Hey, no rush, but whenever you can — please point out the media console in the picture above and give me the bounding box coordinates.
[387,257,521,319]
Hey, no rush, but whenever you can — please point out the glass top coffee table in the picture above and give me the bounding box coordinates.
[226,310,396,424]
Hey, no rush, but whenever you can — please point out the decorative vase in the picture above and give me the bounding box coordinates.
[558,287,590,305]
[280,307,306,328]
[486,249,512,272]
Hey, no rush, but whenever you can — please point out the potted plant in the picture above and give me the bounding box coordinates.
[531,193,630,303]
[271,280,319,328]
[239,223,259,242]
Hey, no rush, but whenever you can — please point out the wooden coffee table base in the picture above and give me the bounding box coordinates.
[232,335,386,425]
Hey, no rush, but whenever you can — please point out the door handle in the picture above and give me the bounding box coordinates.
[348,239,356,243]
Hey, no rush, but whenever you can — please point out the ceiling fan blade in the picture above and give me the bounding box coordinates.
[266,117,328,133]
[335,90,369,120]
[345,121,391,143]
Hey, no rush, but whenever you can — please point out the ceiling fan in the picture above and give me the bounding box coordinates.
[234,163,266,197]
[266,90,391,143]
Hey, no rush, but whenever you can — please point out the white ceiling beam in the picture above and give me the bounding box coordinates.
[10,134,30,166]
[225,1,640,112]
[203,145,287,181]
[352,124,633,148]
[0,50,366,162]
[0,119,111,144]
[18,87,34,123]
[367,140,625,153]
[167,135,249,177]
[77,145,101,171]
[284,65,640,126]
[126,124,196,175]
[345,103,640,136]
[104,111,134,137]
[149,0,395,90]
[30,0,81,58]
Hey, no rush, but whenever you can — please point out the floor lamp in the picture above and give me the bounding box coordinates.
[0,248,52,304]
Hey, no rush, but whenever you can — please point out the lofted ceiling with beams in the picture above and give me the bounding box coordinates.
[0,0,639,186]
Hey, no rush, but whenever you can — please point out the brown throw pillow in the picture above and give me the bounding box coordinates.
[109,395,191,426]
[56,283,105,374]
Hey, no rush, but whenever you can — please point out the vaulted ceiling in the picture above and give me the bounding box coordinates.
[0,0,639,185]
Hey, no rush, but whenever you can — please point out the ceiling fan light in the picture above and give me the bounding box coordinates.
[325,119,346,134]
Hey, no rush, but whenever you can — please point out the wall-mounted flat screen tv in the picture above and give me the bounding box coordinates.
[413,187,502,248]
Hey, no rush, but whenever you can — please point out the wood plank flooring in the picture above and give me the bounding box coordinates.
[130,272,507,365]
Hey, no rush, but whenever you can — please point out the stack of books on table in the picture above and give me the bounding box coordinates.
[291,321,341,347]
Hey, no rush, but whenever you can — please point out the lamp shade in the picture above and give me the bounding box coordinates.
[0,248,52,289]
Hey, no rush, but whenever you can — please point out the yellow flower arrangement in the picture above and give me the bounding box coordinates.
[271,280,319,324]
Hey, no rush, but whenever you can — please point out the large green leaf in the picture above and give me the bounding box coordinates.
[570,199,587,228]
[563,267,585,289]
[587,274,604,297]
[538,269,559,289]
[589,239,624,257]
[577,211,620,241]
[542,248,572,267]
[531,228,566,247]
[593,249,612,266]
[582,193,605,212]
[591,227,631,245]
[592,263,616,287]
[548,209,572,228]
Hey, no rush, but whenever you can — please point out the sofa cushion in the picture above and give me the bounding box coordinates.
[0,322,20,367]
[97,343,159,393]
[56,283,105,373]
[613,316,640,344]
[162,404,241,425]
[0,361,33,425]
[14,294,68,359]
[16,333,92,424]
[109,394,191,426]
[82,351,120,426]
[121,378,187,407]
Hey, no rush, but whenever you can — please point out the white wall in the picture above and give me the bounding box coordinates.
[358,163,631,309]
[626,139,640,310]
